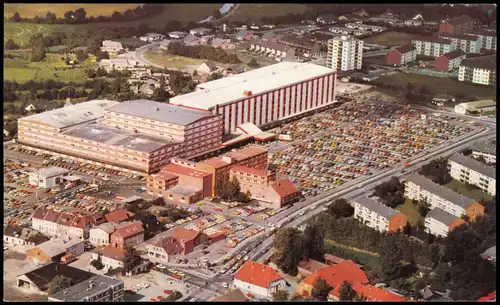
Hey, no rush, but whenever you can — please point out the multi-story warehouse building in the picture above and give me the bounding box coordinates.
[472,138,496,164]
[448,153,496,196]
[424,207,466,237]
[18,100,223,174]
[48,275,124,302]
[352,197,408,233]
[439,15,474,34]
[32,208,106,239]
[170,62,337,134]
[439,32,482,54]
[458,55,497,86]
[411,37,457,58]
[386,44,417,66]
[434,50,466,72]
[326,35,364,72]
[465,29,497,51]
[404,174,484,220]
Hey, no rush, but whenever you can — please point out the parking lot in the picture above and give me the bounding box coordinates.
[266,98,480,196]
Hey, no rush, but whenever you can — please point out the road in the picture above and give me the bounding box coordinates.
[133,43,164,69]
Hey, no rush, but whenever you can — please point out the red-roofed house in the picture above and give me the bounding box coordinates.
[234,261,287,298]
[104,209,135,223]
[336,284,405,302]
[171,227,208,255]
[110,221,144,249]
[91,246,125,269]
[146,236,184,264]
[439,15,474,34]
[295,260,368,298]
[434,50,466,72]
[32,208,106,239]
[386,44,417,66]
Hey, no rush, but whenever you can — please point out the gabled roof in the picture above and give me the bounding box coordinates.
[460,55,496,71]
[441,50,465,60]
[354,197,399,219]
[394,43,416,54]
[271,179,300,198]
[426,208,465,227]
[449,153,496,179]
[234,261,283,288]
[213,288,249,302]
[112,221,144,239]
[151,236,184,255]
[351,284,406,301]
[171,227,200,243]
[100,245,125,262]
[104,209,135,223]
[19,263,93,291]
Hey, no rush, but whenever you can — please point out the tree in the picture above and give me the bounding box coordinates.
[47,275,73,294]
[10,12,21,22]
[75,49,88,63]
[91,253,104,270]
[379,234,404,280]
[327,198,354,218]
[272,289,290,301]
[163,291,183,301]
[64,10,75,22]
[303,224,324,260]
[311,278,333,301]
[338,281,357,301]
[273,227,305,276]
[417,199,431,217]
[31,41,46,62]
[74,8,87,23]
[5,39,19,50]
[123,246,142,273]
[212,9,222,20]
[45,12,57,24]
[248,58,259,67]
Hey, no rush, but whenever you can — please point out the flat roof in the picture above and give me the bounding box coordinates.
[167,184,201,196]
[405,174,476,209]
[170,62,335,110]
[30,236,83,258]
[449,153,496,179]
[19,263,93,291]
[19,100,119,129]
[33,166,70,178]
[49,275,123,301]
[473,138,496,156]
[458,99,496,110]
[426,207,463,226]
[354,197,399,219]
[63,123,176,153]
[105,99,215,126]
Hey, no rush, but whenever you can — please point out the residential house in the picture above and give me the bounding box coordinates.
[196,61,220,75]
[145,235,184,264]
[448,152,496,196]
[183,34,201,46]
[434,50,466,72]
[329,27,353,35]
[386,43,417,66]
[316,15,337,25]
[341,284,406,302]
[48,275,124,302]
[279,35,322,57]
[224,64,245,76]
[168,31,188,39]
[100,40,123,54]
[353,197,408,233]
[324,254,363,269]
[411,36,457,58]
[424,207,467,237]
[171,227,208,255]
[140,33,165,42]
[32,208,106,239]
[261,32,281,43]
[3,225,49,248]
[89,222,122,247]
[297,258,328,277]
[109,221,144,249]
[25,104,37,112]
[189,28,212,36]
[104,209,135,223]
[404,174,485,220]
[25,236,84,265]
[458,55,496,86]
[439,32,482,54]
[439,15,474,34]
[99,58,140,73]
[234,261,287,298]
[248,40,296,60]
[91,246,125,269]
[163,184,203,206]
[472,138,496,164]
[235,30,254,41]
[212,38,234,49]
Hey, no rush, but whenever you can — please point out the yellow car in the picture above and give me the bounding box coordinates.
[196,201,205,206]
[232,210,241,215]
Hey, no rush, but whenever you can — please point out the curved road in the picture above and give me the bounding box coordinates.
[133,43,165,69]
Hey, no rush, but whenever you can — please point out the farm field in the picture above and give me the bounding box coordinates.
[4,51,96,83]
[143,48,206,70]
[4,3,142,18]
[224,4,310,22]
[445,179,493,203]
[376,73,497,100]
[364,31,422,47]
[397,198,424,227]
[4,4,222,46]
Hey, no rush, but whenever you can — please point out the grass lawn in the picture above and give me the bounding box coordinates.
[4,52,95,83]
[143,48,206,70]
[445,179,493,203]
[324,240,380,271]
[364,31,422,47]
[397,198,423,227]
[233,50,276,70]
[225,4,310,22]
[376,73,497,100]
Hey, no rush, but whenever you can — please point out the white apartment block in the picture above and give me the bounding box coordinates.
[353,197,406,233]
[448,153,496,196]
[440,33,482,54]
[458,55,496,86]
[404,174,483,219]
[327,35,363,72]
[465,31,497,51]
[411,38,457,57]
[100,40,124,54]
[424,207,466,238]
[472,139,496,164]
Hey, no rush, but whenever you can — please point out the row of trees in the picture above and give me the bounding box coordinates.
[373,176,405,208]
[9,5,163,25]
[167,42,241,64]
[418,157,452,185]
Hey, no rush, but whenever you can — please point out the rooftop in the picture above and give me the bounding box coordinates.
[169,62,335,110]
[354,197,399,219]
[224,145,268,160]
[394,43,416,54]
[412,36,453,44]
[171,227,200,243]
[449,153,496,179]
[100,246,126,262]
[473,138,496,156]
[104,209,135,223]
[32,166,70,178]
[28,236,83,258]
[18,100,118,129]
[151,236,184,255]
[405,174,476,209]
[234,261,283,288]
[19,263,93,291]
[112,221,144,239]
[63,123,174,153]
[352,284,406,301]
[460,55,497,71]
[166,184,201,197]
[271,179,300,198]
[439,32,480,41]
[49,275,123,302]
[162,163,212,179]
[482,246,496,259]
[441,49,465,60]
[91,222,122,234]
[426,207,465,227]
[213,288,249,302]
[105,99,215,126]
[458,99,496,110]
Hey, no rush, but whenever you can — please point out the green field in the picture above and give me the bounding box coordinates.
[376,73,497,100]
[324,240,380,271]
[397,198,424,227]
[144,48,206,70]
[4,52,96,83]
[4,4,222,46]
[445,179,493,203]
[224,4,310,22]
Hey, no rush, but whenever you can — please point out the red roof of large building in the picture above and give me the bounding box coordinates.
[394,43,416,54]
[112,221,144,239]
[234,261,283,288]
[162,164,212,179]
[171,227,200,243]
[440,50,465,61]
[101,246,125,262]
[271,179,299,198]
[32,208,105,229]
[350,284,406,301]
[152,236,184,255]
[104,209,135,223]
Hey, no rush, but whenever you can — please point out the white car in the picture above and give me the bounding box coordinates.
[220,268,228,274]
[222,282,229,288]
[156,264,166,269]
[189,298,198,302]
[299,211,305,216]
